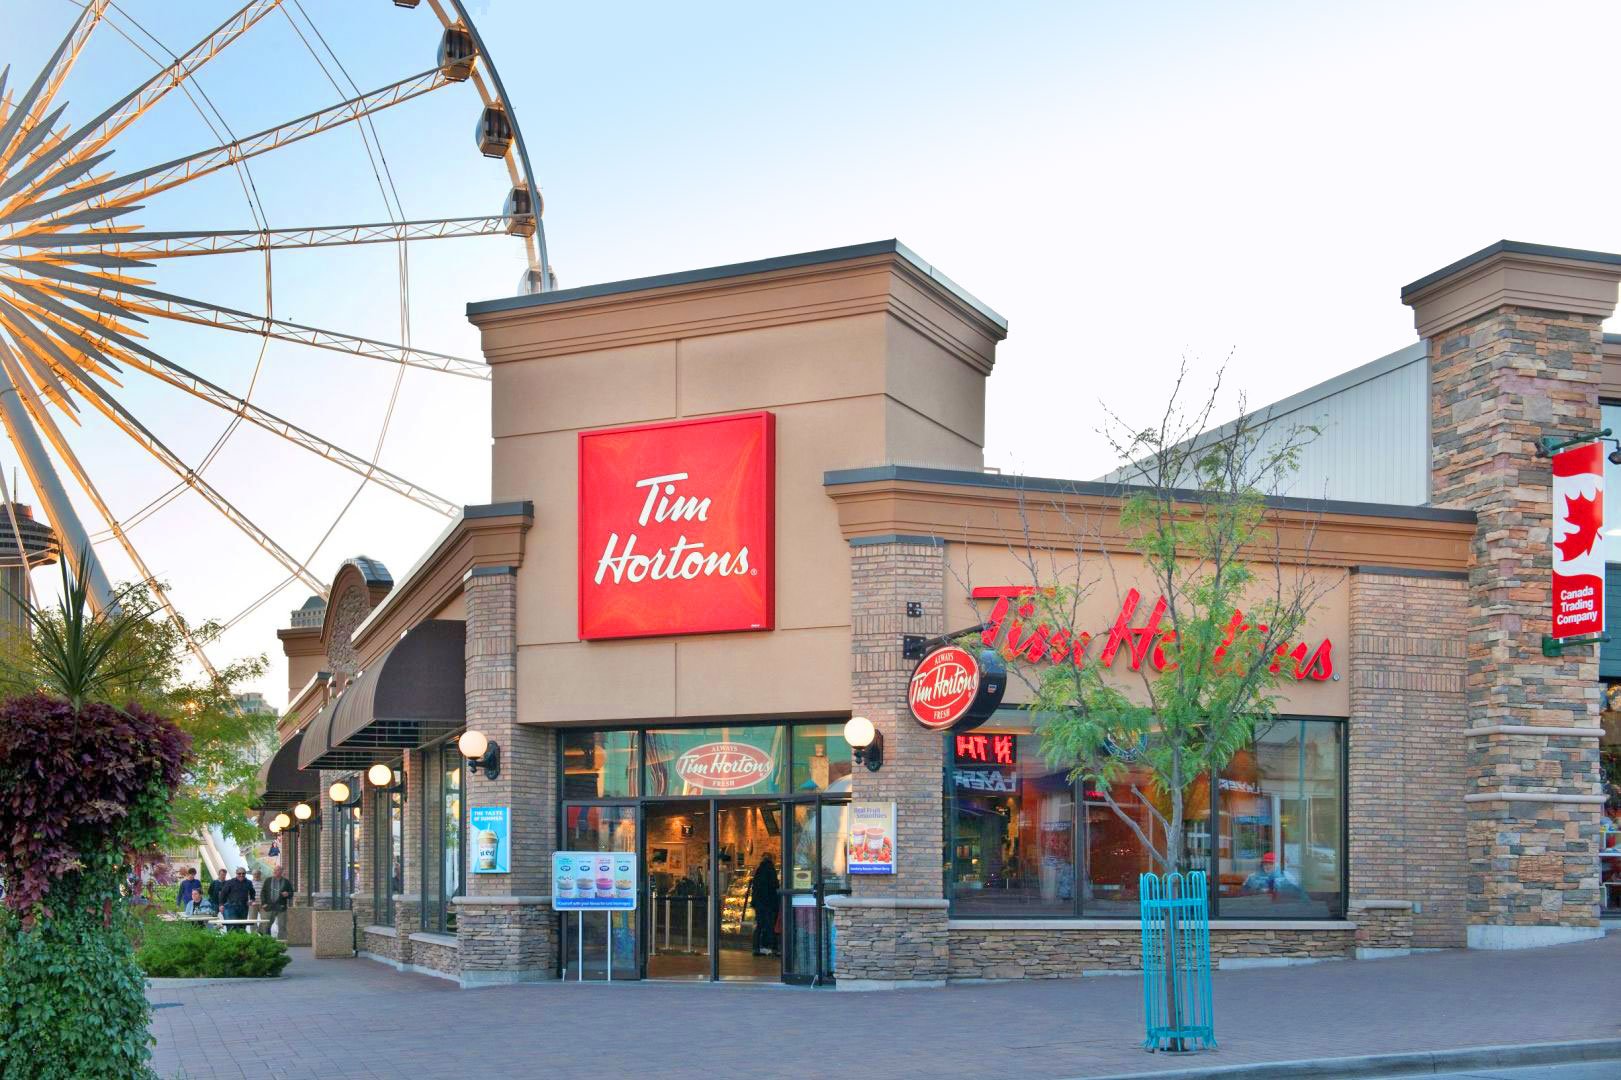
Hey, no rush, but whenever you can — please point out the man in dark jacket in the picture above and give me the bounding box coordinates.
[218,867,256,930]
[177,868,202,915]
[206,869,227,913]
[260,866,294,937]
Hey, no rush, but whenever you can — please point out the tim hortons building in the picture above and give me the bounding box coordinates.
[254,238,1621,987]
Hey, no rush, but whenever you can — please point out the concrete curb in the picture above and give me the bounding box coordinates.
[1079,1037,1621,1080]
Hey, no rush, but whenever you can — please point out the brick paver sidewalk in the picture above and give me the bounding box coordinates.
[149,932,1621,1080]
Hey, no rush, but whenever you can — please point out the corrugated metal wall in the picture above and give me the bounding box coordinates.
[1262,354,1429,505]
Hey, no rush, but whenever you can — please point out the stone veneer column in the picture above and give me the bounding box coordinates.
[310,768,354,958]
[830,539,950,987]
[1347,569,1469,954]
[393,749,424,964]
[455,566,558,985]
[1404,244,1621,949]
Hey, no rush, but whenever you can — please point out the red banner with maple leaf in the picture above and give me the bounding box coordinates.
[1551,441,1605,640]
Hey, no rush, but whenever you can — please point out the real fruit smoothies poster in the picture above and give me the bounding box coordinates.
[470,806,511,874]
[848,800,895,874]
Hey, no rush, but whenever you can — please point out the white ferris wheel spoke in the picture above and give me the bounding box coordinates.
[0,306,326,597]
[7,215,526,257]
[0,337,222,677]
[0,262,490,380]
[0,0,107,176]
[3,293,458,518]
[0,1,286,208]
[7,67,456,232]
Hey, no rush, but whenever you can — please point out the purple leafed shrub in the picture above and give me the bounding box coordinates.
[0,693,189,921]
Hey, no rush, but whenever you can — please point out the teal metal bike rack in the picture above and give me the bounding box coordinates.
[1140,871,1216,1052]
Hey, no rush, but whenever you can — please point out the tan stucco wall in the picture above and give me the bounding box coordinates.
[474,252,1003,726]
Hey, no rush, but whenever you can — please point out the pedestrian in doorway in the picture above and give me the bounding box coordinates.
[261,865,294,937]
[747,855,779,956]
[218,867,256,930]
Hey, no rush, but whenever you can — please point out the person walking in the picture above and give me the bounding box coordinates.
[746,855,780,956]
[206,868,227,914]
[218,867,256,931]
[261,866,293,937]
[249,869,265,924]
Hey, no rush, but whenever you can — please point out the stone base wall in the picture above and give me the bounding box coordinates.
[410,934,462,978]
[944,925,1356,980]
[361,927,403,963]
[455,899,555,983]
[1468,791,1602,928]
[831,903,948,983]
[1351,905,1415,954]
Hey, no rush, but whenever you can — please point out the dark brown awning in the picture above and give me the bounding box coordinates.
[252,727,317,811]
[298,619,466,770]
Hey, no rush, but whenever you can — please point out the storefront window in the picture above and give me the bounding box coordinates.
[335,797,362,911]
[790,724,854,793]
[1216,720,1343,918]
[562,730,639,798]
[562,805,639,980]
[945,711,1346,920]
[373,772,403,925]
[421,740,466,933]
[644,725,788,797]
[947,717,1075,917]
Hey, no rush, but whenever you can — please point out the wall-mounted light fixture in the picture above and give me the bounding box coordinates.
[270,812,291,833]
[367,762,404,792]
[843,715,883,772]
[293,802,313,821]
[458,729,501,780]
[328,779,360,807]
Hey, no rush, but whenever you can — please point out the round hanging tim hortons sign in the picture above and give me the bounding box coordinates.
[908,645,1008,731]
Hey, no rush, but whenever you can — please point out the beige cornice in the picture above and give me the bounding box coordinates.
[468,251,1004,374]
[1403,245,1621,339]
[351,508,531,667]
[275,624,322,659]
[825,479,1475,571]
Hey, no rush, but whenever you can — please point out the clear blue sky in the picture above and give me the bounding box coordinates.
[8,0,1621,705]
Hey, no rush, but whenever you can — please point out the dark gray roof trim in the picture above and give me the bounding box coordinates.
[848,534,946,548]
[1351,565,1470,581]
[464,500,534,520]
[1401,240,1621,300]
[823,465,1478,524]
[466,239,1008,331]
[340,555,392,587]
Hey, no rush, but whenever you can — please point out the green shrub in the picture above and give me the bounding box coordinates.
[138,931,288,979]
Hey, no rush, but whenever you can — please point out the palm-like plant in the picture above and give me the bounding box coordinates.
[8,547,149,710]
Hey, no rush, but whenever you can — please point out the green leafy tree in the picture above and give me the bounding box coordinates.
[965,368,1332,879]
[0,568,271,850]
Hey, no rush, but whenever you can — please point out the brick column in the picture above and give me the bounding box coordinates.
[455,566,557,985]
[1347,568,1469,954]
[1404,242,1621,949]
[830,539,950,987]
[393,749,424,962]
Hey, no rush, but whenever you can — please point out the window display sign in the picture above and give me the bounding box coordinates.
[954,732,1016,767]
[848,800,895,875]
[645,725,787,796]
[552,851,637,910]
[469,806,510,875]
[577,411,775,640]
[1551,440,1605,640]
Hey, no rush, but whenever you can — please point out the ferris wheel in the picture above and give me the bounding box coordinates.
[0,1,550,676]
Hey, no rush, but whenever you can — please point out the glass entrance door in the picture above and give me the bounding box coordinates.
[784,799,850,984]
[715,802,782,981]
[643,802,710,980]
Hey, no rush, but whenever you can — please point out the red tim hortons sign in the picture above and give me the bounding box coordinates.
[578,412,774,640]
[1551,441,1605,640]
[908,644,1007,731]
